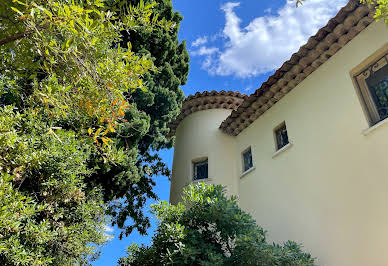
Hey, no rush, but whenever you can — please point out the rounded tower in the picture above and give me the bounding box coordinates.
[168,91,246,204]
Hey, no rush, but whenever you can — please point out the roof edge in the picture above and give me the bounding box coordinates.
[220,0,374,136]
[167,90,247,137]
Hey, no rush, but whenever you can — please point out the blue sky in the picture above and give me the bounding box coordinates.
[93,0,347,264]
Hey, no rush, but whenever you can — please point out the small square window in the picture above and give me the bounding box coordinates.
[353,51,388,125]
[242,147,253,172]
[193,159,208,180]
[275,123,289,150]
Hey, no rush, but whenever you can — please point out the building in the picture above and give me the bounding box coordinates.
[168,1,388,265]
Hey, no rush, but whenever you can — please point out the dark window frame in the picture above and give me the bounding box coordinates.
[242,147,253,172]
[274,122,289,151]
[353,51,388,126]
[193,159,208,181]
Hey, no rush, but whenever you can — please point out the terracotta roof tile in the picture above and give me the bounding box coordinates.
[220,0,374,136]
[167,91,247,137]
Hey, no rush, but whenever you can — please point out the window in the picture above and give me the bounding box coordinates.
[353,48,388,125]
[274,122,289,150]
[193,159,208,180]
[242,147,253,172]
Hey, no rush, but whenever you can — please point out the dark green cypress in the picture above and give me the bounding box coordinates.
[88,0,189,238]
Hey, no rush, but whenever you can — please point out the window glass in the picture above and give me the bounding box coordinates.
[242,148,253,172]
[353,51,388,125]
[193,159,208,180]
[365,64,388,121]
[275,124,289,150]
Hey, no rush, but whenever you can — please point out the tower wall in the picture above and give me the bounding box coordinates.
[168,91,246,204]
[170,109,237,204]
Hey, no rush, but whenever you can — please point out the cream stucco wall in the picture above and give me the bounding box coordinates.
[170,109,238,204]
[171,21,388,265]
[237,21,388,266]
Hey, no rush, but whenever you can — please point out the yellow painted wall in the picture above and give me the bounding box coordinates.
[236,21,388,266]
[171,21,388,265]
[170,109,238,204]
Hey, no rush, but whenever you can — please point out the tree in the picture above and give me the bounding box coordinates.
[0,0,175,263]
[0,105,107,265]
[361,0,388,24]
[119,183,315,266]
[122,0,189,153]
[91,0,190,238]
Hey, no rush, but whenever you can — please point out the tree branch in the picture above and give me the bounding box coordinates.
[0,31,30,46]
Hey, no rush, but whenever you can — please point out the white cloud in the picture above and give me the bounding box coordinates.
[191,46,219,69]
[104,225,114,233]
[192,36,208,47]
[192,46,219,56]
[104,225,114,241]
[192,0,347,78]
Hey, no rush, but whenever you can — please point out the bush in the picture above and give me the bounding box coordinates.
[119,183,315,266]
[0,106,107,264]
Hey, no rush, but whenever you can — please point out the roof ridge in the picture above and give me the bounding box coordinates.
[186,90,247,101]
[167,90,247,137]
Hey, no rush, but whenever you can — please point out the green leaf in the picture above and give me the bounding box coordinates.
[10,6,23,16]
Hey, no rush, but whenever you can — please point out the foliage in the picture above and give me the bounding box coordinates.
[121,0,189,152]
[0,172,54,265]
[119,184,315,266]
[0,0,173,138]
[295,0,305,7]
[0,0,178,263]
[361,0,388,24]
[87,0,189,238]
[0,105,106,265]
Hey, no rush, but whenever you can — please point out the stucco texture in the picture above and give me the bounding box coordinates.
[236,21,388,266]
[170,109,237,204]
[170,21,388,265]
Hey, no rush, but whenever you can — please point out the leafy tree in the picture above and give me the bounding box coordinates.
[361,0,388,24]
[0,105,106,265]
[119,184,315,266]
[0,0,176,263]
[122,0,189,152]
[93,0,190,238]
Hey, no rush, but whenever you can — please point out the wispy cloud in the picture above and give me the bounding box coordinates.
[104,225,114,241]
[191,46,220,69]
[191,0,347,78]
[192,36,208,47]
[191,46,219,56]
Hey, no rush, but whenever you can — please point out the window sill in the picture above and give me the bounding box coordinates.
[191,178,212,184]
[272,143,293,159]
[362,117,388,136]
[184,178,212,188]
[240,167,256,179]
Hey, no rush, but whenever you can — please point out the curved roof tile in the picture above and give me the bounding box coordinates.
[167,91,247,137]
[220,0,374,135]
[168,0,374,138]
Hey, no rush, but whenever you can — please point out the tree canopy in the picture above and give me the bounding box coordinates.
[119,184,315,266]
[361,0,388,24]
[87,0,190,238]
[0,0,181,263]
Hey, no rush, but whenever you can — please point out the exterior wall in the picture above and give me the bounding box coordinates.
[236,21,388,266]
[170,109,238,204]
